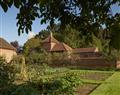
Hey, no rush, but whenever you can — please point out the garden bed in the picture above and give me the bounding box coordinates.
[74,70,113,95]
[79,72,113,81]
[75,84,99,95]
[90,72,120,95]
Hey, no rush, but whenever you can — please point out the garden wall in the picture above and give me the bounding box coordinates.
[116,61,120,69]
[50,57,119,69]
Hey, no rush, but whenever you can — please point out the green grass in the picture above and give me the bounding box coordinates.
[38,69,113,84]
[14,65,115,94]
[90,72,120,95]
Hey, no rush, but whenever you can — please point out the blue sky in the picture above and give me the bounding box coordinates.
[0,6,48,45]
[0,4,120,45]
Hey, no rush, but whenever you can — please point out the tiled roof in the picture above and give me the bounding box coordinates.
[42,35,59,44]
[42,43,51,51]
[73,47,98,53]
[62,43,73,51]
[0,38,16,51]
[42,33,98,53]
[42,33,72,52]
[50,43,72,52]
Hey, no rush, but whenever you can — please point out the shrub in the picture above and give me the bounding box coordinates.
[26,51,51,64]
[11,83,39,95]
[51,52,71,65]
[0,57,16,94]
[11,55,23,64]
[36,72,82,95]
[0,56,82,95]
[103,50,120,61]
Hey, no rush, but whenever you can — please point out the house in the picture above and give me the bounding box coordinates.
[0,38,17,62]
[42,33,99,55]
[42,33,72,52]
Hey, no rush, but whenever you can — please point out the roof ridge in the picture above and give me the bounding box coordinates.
[61,43,66,50]
[42,34,60,43]
[62,42,72,51]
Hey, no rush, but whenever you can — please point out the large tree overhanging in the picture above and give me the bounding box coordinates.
[0,0,120,49]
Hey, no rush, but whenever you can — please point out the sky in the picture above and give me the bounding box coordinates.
[0,6,48,45]
[0,4,120,46]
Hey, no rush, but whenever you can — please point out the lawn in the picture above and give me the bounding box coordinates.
[90,72,120,95]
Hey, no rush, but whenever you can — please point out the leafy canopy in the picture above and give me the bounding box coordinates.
[0,0,120,49]
[0,0,119,34]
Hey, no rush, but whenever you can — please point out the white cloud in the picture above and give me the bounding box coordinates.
[28,32,36,39]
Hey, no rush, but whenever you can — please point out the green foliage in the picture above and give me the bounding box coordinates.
[0,0,119,35]
[0,57,15,84]
[61,25,86,48]
[11,55,23,64]
[90,72,120,95]
[11,83,39,95]
[104,50,120,61]
[0,0,120,49]
[26,64,51,81]
[26,51,51,64]
[92,34,103,51]
[0,60,82,95]
[0,57,16,94]
[41,73,82,95]
[23,38,41,56]
[110,14,120,50]
[0,58,115,95]
[35,30,50,40]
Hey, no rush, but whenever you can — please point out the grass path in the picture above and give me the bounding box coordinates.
[90,72,120,95]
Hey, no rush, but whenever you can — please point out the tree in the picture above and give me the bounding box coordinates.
[110,14,120,50]
[54,25,89,48]
[35,30,50,40]
[0,0,119,34]
[10,41,19,49]
[23,38,41,56]
[0,0,120,49]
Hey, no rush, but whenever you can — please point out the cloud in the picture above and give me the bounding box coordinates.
[28,32,36,39]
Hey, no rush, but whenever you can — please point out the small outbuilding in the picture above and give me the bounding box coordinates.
[0,38,17,62]
[42,33,72,52]
[41,33,102,60]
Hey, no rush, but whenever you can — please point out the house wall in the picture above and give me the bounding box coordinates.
[0,48,17,63]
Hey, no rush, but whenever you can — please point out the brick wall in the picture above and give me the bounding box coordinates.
[116,61,120,69]
[50,57,117,69]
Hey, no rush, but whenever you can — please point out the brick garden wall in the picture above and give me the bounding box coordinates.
[116,61,120,69]
[50,57,119,69]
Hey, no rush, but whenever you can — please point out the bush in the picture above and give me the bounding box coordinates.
[11,55,23,64]
[11,83,39,95]
[26,51,51,64]
[0,56,82,95]
[0,57,16,94]
[103,50,120,61]
[51,52,71,65]
[35,72,82,95]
